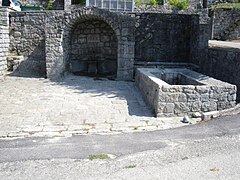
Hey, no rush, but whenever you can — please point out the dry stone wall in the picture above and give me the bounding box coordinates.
[0,7,10,75]
[212,8,240,40]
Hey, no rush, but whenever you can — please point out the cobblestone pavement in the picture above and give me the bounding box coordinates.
[0,74,199,138]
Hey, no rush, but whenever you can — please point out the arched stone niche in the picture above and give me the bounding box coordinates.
[45,7,135,80]
[70,18,118,78]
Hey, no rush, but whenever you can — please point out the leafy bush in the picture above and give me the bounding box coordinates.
[149,0,157,5]
[169,0,178,5]
[44,0,53,10]
[176,0,188,9]
[135,0,145,5]
[169,0,189,9]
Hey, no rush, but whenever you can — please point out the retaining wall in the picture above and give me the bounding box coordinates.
[202,47,240,102]
[212,8,240,40]
[131,13,200,63]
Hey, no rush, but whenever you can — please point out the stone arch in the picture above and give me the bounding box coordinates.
[45,7,135,80]
[65,15,118,78]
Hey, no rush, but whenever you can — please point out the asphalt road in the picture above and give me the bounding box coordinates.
[0,114,239,163]
[0,114,239,179]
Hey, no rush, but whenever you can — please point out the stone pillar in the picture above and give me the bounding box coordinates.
[64,0,71,11]
[0,7,9,75]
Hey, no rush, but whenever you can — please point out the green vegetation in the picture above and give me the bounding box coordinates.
[124,164,137,168]
[44,0,53,10]
[213,3,240,9]
[88,154,110,160]
[79,0,86,4]
[169,0,189,9]
[135,0,163,5]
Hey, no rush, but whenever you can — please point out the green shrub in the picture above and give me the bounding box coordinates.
[176,0,189,9]
[149,0,157,5]
[169,0,189,9]
[45,0,53,10]
[169,0,178,5]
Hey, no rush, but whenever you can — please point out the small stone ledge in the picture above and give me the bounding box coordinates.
[201,103,240,121]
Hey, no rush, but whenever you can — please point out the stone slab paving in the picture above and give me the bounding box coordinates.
[0,74,200,138]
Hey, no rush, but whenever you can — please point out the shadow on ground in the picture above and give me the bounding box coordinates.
[6,72,153,117]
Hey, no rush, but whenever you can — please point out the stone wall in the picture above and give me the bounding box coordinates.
[45,7,135,80]
[70,19,118,77]
[53,0,64,10]
[212,8,240,40]
[136,68,237,117]
[8,7,209,80]
[9,12,46,76]
[0,7,9,75]
[202,47,240,102]
[132,13,199,63]
[189,10,210,71]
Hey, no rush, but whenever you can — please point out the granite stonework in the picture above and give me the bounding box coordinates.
[0,7,10,75]
[136,68,236,117]
[212,8,240,40]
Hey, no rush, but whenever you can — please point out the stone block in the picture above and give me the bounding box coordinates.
[187,93,200,102]
[163,103,175,113]
[201,101,217,112]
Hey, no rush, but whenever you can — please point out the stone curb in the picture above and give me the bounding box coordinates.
[201,103,240,121]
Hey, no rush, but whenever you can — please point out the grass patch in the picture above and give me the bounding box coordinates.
[124,164,137,169]
[213,3,240,8]
[88,154,110,160]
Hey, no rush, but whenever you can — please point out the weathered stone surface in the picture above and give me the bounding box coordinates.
[8,7,135,80]
[212,8,240,40]
[136,68,237,117]
[132,13,198,63]
[70,19,117,77]
[0,7,10,75]
[174,103,190,115]
[163,103,175,114]
[205,47,240,101]
[201,101,218,112]
[9,11,46,76]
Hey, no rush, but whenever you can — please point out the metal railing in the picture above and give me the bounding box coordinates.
[86,0,134,12]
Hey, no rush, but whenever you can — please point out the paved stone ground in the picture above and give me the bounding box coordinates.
[0,74,200,138]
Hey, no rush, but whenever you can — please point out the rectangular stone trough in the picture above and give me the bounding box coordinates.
[135,68,237,117]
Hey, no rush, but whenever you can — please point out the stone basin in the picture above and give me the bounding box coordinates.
[136,68,237,117]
